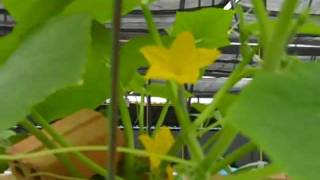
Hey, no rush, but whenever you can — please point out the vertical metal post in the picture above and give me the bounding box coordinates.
[108,0,122,179]
[180,0,186,9]
[146,80,152,134]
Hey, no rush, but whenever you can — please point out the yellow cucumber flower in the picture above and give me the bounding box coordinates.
[141,32,221,84]
[139,127,174,169]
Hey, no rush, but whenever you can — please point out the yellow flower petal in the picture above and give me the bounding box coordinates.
[195,48,221,67]
[154,127,174,154]
[170,32,196,60]
[141,31,221,84]
[138,127,174,169]
[166,166,174,180]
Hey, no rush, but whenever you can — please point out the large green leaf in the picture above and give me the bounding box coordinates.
[171,8,234,48]
[63,0,142,23]
[2,0,73,23]
[0,0,73,63]
[0,14,92,131]
[298,20,320,35]
[35,23,111,121]
[120,35,153,86]
[226,62,320,180]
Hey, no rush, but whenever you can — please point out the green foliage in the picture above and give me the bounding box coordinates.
[63,0,142,23]
[0,0,73,63]
[2,0,72,23]
[0,130,15,173]
[171,8,234,48]
[298,20,320,34]
[0,14,92,131]
[35,23,111,122]
[226,62,320,180]
[244,20,320,37]
[120,35,153,86]
[218,94,238,117]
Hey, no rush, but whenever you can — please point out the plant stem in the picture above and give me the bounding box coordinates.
[197,121,220,137]
[210,142,257,175]
[263,0,299,71]
[0,146,194,167]
[109,0,122,178]
[152,101,170,137]
[203,129,221,153]
[119,93,135,177]
[19,120,83,178]
[30,110,108,177]
[168,81,204,161]
[251,0,271,48]
[138,94,145,134]
[193,46,254,127]
[194,124,237,179]
[140,0,162,46]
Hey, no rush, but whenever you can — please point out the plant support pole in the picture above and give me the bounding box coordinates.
[109,0,122,179]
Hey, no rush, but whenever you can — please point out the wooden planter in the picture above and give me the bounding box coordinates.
[7,109,124,180]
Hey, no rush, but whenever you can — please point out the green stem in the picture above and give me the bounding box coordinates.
[138,94,145,134]
[0,146,193,167]
[19,120,83,178]
[251,0,271,49]
[210,142,257,175]
[152,101,170,137]
[119,92,135,176]
[140,0,162,45]
[203,129,221,153]
[30,110,108,177]
[263,0,299,71]
[194,124,238,179]
[197,121,220,137]
[168,81,204,161]
[193,46,254,127]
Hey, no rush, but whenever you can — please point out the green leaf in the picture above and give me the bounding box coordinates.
[226,62,320,180]
[0,0,73,63]
[126,72,147,93]
[0,15,92,131]
[2,0,72,23]
[191,103,207,113]
[298,20,320,35]
[218,94,238,117]
[35,23,111,121]
[63,0,142,23]
[120,35,153,86]
[0,148,8,173]
[171,8,234,48]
